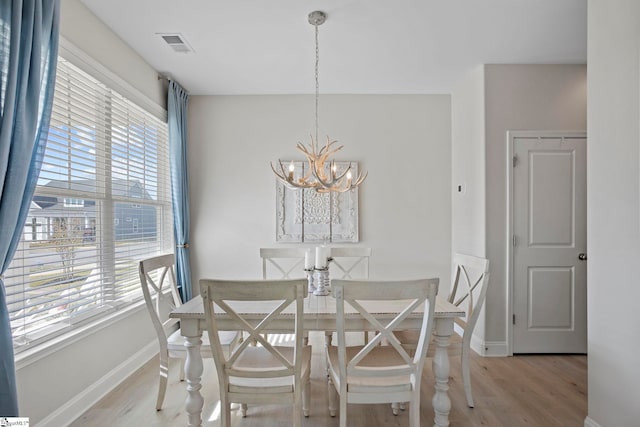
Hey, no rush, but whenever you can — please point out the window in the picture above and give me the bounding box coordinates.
[63,198,85,207]
[5,56,173,353]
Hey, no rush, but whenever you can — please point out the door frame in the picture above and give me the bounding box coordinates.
[506,130,587,356]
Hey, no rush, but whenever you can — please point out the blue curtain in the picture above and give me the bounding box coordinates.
[0,0,60,416]
[167,80,192,302]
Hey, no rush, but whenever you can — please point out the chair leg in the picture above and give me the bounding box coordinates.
[178,358,185,381]
[339,389,347,427]
[391,400,408,414]
[391,402,400,415]
[156,353,169,411]
[324,331,332,346]
[294,392,303,427]
[328,376,338,417]
[303,375,311,417]
[240,403,248,417]
[220,395,231,427]
[409,395,420,427]
[462,344,475,408]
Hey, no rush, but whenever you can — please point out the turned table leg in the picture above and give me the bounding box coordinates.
[432,318,454,427]
[184,334,204,427]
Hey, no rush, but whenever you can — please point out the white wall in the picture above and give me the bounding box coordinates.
[451,66,486,257]
[451,65,487,343]
[484,65,587,348]
[188,95,452,290]
[60,0,164,107]
[14,1,166,425]
[586,1,640,426]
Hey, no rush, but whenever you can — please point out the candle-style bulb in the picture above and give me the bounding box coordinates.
[288,162,294,180]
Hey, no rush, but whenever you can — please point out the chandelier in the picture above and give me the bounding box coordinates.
[271,11,367,193]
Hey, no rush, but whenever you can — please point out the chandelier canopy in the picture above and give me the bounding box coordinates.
[271,11,367,193]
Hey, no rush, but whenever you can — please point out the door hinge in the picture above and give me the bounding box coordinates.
[513,314,516,325]
[513,154,518,167]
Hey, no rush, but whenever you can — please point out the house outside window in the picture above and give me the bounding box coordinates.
[5,54,173,353]
[63,198,85,207]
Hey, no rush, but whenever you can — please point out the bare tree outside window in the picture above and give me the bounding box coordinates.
[51,218,84,279]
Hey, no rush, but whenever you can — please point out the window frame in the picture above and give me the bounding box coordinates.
[7,38,173,355]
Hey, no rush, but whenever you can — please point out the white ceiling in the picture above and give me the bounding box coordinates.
[80,0,587,95]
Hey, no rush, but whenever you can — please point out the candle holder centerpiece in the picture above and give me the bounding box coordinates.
[304,268,316,293]
[313,267,330,296]
[313,246,331,295]
[304,248,316,293]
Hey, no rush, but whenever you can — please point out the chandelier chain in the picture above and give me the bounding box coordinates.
[314,21,320,145]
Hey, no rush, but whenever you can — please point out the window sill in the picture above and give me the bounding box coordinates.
[14,299,147,370]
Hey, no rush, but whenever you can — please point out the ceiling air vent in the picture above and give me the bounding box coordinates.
[158,33,194,53]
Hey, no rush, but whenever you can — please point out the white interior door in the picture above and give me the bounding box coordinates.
[511,132,587,354]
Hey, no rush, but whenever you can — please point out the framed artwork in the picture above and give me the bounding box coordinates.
[275,161,360,242]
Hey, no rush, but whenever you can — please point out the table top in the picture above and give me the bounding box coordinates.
[171,294,464,320]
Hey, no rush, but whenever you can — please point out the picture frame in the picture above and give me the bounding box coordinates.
[275,161,360,242]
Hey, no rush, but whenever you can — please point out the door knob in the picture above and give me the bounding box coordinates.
[578,253,587,261]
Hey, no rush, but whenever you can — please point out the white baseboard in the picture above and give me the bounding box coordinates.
[584,416,603,427]
[481,341,509,357]
[454,324,509,357]
[470,334,509,357]
[35,340,158,427]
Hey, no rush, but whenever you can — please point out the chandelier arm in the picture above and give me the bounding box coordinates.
[270,161,289,182]
[317,145,344,163]
[316,183,349,194]
[295,145,320,176]
[311,164,344,188]
[336,169,368,192]
[309,161,368,192]
[285,179,315,190]
[354,171,368,185]
[272,163,317,190]
[310,165,332,187]
[295,146,317,179]
[317,138,341,156]
[296,143,313,156]
[330,164,353,183]
[309,135,318,156]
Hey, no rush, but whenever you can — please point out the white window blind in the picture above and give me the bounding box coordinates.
[5,57,173,352]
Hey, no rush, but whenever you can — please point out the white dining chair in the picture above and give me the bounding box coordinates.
[394,253,490,408]
[139,254,241,411]
[327,247,372,345]
[329,247,371,280]
[258,247,308,345]
[260,247,307,279]
[200,278,312,426]
[327,278,439,427]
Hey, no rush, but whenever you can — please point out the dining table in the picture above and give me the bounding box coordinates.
[170,292,464,427]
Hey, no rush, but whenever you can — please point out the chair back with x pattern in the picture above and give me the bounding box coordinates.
[329,247,371,279]
[139,254,182,347]
[327,278,438,426]
[448,254,490,335]
[260,247,307,279]
[200,278,310,427]
[332,278,439,387]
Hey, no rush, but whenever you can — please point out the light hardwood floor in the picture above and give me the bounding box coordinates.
[70,332,587,427]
